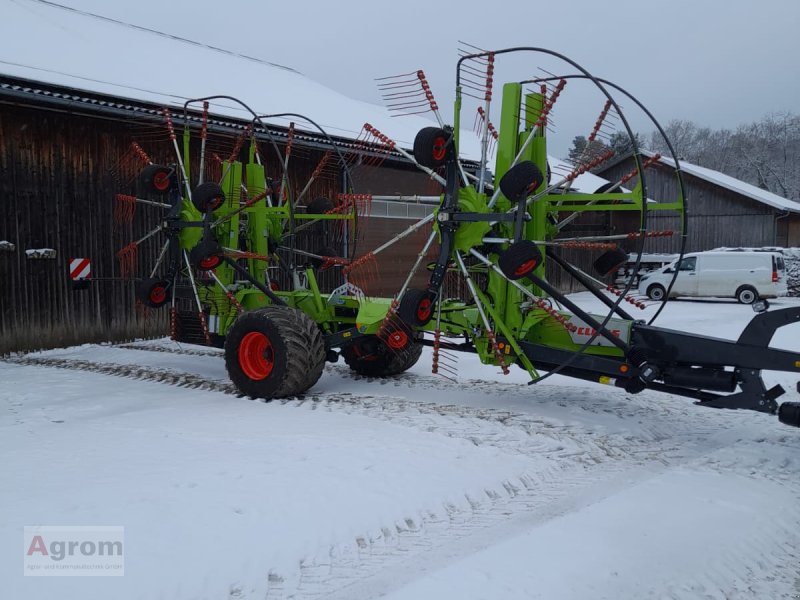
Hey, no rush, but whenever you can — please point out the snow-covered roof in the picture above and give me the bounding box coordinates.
[548,157,611,193]
[643,150,800,213]
[0,0,454,153]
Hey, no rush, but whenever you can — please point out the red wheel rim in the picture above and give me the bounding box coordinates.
[514,259,538,277]
[199,255,221,270]
[432,136,447,161]
[238,331,274,380]
[208,196,223,210]
[153,171,170,191]
[269,281,280,292]
[149,286,166,305]
[386,330,408,350]
[416,298,432,322]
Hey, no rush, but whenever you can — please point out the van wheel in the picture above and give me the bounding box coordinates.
[646,284,666,301]
[736,285,758,304]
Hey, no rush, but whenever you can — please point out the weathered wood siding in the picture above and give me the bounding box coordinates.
[1,104,166,354]
[0,103,341,354]
[599,158,785,254]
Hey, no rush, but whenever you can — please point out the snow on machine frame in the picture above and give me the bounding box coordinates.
[115,46,800,427]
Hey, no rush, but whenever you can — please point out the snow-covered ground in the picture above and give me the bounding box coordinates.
[2,294,800,599]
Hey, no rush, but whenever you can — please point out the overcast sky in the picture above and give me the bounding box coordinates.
[10,0,800,156]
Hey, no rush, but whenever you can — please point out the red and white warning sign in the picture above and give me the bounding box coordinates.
[69,257,91,281]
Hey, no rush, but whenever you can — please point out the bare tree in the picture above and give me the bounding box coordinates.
[647,113,800,201]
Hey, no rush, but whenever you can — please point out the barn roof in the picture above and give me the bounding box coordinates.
[641,150,800,213]
[0,0,455,154]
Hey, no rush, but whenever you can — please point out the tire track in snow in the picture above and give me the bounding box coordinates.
[278,439,800,600]
[277,459,642,600]
[111,340,776,444]
[112,339,740,444]
[113,341,224,358]
[4,355,653,466]
[5,356,239,394]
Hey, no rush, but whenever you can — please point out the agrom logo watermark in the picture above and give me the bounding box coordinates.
[24,526,124,576]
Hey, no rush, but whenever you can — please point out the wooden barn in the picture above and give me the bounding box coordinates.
[596,150,800,254]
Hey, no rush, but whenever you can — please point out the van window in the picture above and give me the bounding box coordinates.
[678,257,697,271]
[774,255,785,271]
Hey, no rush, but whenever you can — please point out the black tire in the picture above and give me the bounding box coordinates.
[498,241,543,280]
[139,164,172,194]
[225,307,326,399]
[397,288,437,326]
[413,127,450,169]
[778,401,800,427]
[736,285,758,304]
[305,196,334,214]
[499,161,544,202]
[136,277,170,308]
[593,248,629,276]
[646,284,666,301]
[190,239,223,271]
[192,182,225,212]
[341,335,423,377]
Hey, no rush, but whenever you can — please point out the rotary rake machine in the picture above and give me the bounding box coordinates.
[117,47,800,427]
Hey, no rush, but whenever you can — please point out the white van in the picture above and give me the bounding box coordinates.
[638,251,788,304]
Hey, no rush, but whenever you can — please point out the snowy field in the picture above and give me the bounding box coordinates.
[2,293,800,599]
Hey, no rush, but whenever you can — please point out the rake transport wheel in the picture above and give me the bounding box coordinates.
[225,307,326,399]
[192,182,225,212]
[413,127,450,169]
[136,277,170,308]
[341,335,423,377]
[397,288,437,327]
[139,164,172,194]
[190,239,224,271]
[498,240,544,280]
[498,161,545,202]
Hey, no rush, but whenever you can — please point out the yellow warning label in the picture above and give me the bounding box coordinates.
[343,331,352,338]
[599,376,613,385]
[505,345,511,355]
[795,360,800,368]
